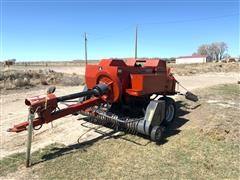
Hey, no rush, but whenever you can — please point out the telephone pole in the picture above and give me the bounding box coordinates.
[84,32,88,64]
[135,25,138,59]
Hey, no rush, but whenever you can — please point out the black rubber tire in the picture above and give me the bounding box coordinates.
[150,126,163,143]
[160,97,176,126]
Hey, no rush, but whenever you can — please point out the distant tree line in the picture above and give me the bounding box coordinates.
[193,42,228,61]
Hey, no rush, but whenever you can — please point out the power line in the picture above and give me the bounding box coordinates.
[87,13,238,42]
[89,25,134,41]
[2,4,238,7]
[135,25,138,59]
[140,13,239,25]
[3,0,239,2]
[2,0,238,7]
[84,32,87,64]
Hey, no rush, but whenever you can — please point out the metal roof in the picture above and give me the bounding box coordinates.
[177,55,207,59]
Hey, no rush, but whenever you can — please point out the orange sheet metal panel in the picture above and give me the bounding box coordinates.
[126,74,168,96]
[85,64,121,102]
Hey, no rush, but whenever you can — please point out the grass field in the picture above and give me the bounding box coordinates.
[1,84,239,179]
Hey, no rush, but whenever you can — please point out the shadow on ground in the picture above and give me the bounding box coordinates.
[33,100,194,165]
[161,100,190,144]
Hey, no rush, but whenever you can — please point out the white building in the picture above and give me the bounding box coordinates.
[176,55,207,64]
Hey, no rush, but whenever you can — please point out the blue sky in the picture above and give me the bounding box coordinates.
[0,0,239,61]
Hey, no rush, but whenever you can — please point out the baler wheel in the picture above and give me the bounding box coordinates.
[160,97,176,125]
[150,126,163,143]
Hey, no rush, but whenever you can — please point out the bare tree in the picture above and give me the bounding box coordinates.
[197,44,214,60]
[208,45,215,60]
[211,42,228,61]
[218,42,228,60]
[197,44,208,56]
[197,42,228,61]
[211,43,220,61]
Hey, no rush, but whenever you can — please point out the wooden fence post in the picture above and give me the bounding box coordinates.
[26,109,34,167]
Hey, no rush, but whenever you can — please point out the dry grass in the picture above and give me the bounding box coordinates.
[0,69,84,90]
[1,131,239,179]
[184,84,240,142]
[169,62,239,76]
[1,84,239,179]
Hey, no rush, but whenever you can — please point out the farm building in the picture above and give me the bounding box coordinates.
[176,55,207,64]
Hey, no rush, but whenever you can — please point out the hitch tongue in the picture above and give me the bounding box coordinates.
[185,91,198,102]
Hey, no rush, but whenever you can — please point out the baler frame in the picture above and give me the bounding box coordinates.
[8,58,198,167]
